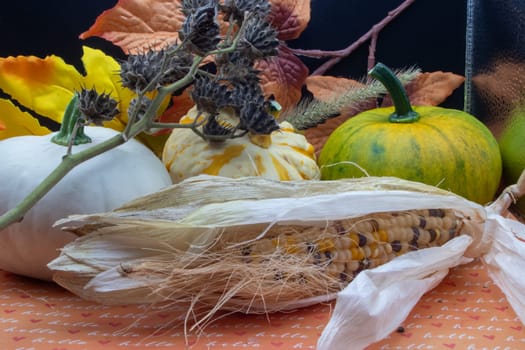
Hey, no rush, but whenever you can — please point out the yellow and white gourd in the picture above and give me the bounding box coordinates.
[162,106,320,183]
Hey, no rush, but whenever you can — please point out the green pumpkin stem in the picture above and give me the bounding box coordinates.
[51,94,92,146]
[369,62,420,123]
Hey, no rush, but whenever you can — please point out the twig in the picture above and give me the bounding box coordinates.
[310,0,417,76]
[0,17,249,231]
[0,134,126,229]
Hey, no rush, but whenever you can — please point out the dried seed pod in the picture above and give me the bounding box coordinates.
[77,88,119,125]
[181,0,219,16]
[120,48,192,92]
[201,114,239,138]
[239,100,280,135]
[220,0,271,22]
[128,96,152,121]
[179,4,220,56]
[191,76,232,116]
[217,59,262,87]
[120,51,160,92]
[238,15,279,59]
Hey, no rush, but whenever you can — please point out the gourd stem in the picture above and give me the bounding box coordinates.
[51,94,92,146]
[0,134,125,231]
[368,62,420,123]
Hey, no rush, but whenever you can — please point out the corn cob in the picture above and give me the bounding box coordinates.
[220,208,463,286]
[104,207,470,323]
[49,175,484,331]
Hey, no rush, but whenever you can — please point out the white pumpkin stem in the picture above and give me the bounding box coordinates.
[50,94,91,147]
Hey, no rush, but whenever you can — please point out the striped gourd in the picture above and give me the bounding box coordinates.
[318,63,501,204]
[162,106,320,183]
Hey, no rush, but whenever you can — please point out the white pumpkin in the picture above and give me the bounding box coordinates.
[162,107,321,183]
[0,126,172,280]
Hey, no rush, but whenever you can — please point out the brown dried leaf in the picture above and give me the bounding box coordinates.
[389,71,465,106]
[303,75,376,154]
[268,0,311,41]
[304,72,465,155]
[80,0,185,54]
[257,46,309,111]
[305,75,364,101]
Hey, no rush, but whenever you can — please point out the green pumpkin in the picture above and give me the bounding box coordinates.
[318,63,502,204]
[498,105,525,213]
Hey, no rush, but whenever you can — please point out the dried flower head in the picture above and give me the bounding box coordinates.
[202,114,238,138]
[220,0,271,23]
[226,82,256,113]
[120,51,162,92]
[191,75,232,115]
[77,88,119,125]
[238,15,279,60]
[120,47,193,92]
[238,98,280,135]
[179,3,220,56]
[128,96,152,121]
[218,59,262,87]
[181,0,219,16]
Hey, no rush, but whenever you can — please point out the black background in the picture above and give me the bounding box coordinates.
[0,0,468,109]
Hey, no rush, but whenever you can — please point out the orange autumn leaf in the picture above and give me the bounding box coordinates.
[81,0,311,54]
[80,0,186,54]
[304,71,465,154]
[157,89,194,127]
[81,0,312,110]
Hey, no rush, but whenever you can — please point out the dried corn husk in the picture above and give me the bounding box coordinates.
[48,175,525,348]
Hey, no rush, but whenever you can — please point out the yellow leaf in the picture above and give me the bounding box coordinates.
[0,55,82,123]
[0,99,50,140]
[81,46,136,128]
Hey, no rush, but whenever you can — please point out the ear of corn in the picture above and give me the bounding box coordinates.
[49,175,486,330]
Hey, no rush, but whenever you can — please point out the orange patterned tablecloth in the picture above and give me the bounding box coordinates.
[1,259,524,349]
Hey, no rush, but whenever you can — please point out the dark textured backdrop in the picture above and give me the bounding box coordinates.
[0,0,468,108]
